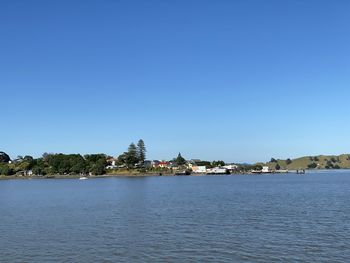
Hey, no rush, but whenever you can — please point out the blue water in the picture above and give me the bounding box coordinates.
[0,172,350,262]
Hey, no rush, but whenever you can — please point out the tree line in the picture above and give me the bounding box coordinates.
[0,152,107,176]
[0,139,147,176]
[0,139,231,176]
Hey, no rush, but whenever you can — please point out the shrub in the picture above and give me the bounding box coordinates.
[0,165,15,175]
[307,163,317,169]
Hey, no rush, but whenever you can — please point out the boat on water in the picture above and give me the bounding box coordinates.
[79,176,88,180]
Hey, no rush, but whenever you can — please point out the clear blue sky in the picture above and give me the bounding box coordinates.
[1,0,350,163]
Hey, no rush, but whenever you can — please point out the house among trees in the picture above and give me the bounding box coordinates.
[158,161,170,168]
[151,160,160,168]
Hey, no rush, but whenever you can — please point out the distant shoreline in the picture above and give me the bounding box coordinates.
[0,173,172,180]
[1,169,349,180]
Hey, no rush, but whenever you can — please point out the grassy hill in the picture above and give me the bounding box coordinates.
[260,154,350,170]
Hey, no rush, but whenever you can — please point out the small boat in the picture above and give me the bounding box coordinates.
[79,176,88,180]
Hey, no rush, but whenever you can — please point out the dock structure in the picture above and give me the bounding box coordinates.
[206,167,229,175]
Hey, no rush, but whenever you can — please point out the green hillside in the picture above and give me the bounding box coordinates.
[261,154,350,170]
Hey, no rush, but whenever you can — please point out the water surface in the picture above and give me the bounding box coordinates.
[0,172,349,262]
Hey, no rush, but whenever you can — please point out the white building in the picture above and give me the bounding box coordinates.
[262,166,270,173]
[223,164,238,171]
[192,166,206,174]
[206,167,228,174]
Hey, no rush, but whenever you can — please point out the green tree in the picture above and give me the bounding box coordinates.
[0,164,14,175]
[212,160,225,167]
[16,161,31,173]
[116,152,128,166]
[85,154,107,174]
[195,161,212,167]
[23,155,34,162]
[89,159,106,175]
[175,153,186,166]
[32,165,46,176]
[137,139,146,164]
[270,158,277,163]
[0,152,10,163]
[252,164,263,171]
[42,152,51,162]
[126,143,139,168]
[68,154,86,174]
[71,162,86,174]
[286,158,292,165]
[308,162,317,169]
[31,158,47,174]
[325,160,334,169]
[275,163,281,170]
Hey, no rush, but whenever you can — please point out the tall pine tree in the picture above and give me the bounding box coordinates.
[126,143,138,168]
[137,139,146,164]
[175,152,186,165]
